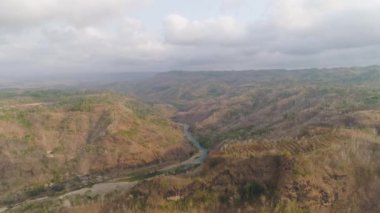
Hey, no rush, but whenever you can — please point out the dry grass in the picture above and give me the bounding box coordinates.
[0,91,193,205]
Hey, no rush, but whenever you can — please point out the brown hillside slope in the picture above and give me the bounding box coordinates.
[0,92,193,204]
[88,127,379,213]
[125,68,380,149]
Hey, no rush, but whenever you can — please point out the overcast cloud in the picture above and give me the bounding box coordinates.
[1,0,380,74]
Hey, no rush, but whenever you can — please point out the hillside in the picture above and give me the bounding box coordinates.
[2,66,380,212]
[0,90,193,205]
[90,126,380,213]
[95,66,380,212]
[129,66,380,148]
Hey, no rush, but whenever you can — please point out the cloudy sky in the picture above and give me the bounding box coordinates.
[1,0,380,74]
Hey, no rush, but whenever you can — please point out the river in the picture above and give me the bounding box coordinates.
[2,124,207,212]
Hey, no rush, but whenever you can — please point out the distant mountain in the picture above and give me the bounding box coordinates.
[0,72,157,89]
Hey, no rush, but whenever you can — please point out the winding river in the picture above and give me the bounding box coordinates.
[1,124,207,212]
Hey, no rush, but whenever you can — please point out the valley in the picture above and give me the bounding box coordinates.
[2,1,380,212]
[1,66,380,212]
[1,124,207,212]
[0,90,194,210]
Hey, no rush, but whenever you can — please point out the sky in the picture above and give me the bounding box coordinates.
[1,0,380,74]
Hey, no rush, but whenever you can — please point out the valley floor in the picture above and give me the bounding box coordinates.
[3,124,207,212]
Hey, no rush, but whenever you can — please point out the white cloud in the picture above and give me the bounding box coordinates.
[0,15,166,73]
[272,0,380,31]
[0,0,152,28]
[164,14,246,45]
[1,0,380,74]
[220,0,244,12]
[267,0,380,54]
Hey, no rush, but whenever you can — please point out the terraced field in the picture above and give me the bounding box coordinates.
[220,128,337,156]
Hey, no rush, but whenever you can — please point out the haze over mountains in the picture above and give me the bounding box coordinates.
[0,72,156,89]
[1,0,380,212]
[0,66,379,212]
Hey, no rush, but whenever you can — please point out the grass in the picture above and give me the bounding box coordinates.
[120,127,139,138]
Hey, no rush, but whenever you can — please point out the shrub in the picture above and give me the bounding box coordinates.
[26,185,46,197]
[241,181,267,201]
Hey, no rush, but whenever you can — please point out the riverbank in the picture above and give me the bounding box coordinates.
[2,124,208,212]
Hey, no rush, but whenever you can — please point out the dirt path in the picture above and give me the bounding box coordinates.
[59,181,139,199]
[0,102,54,109]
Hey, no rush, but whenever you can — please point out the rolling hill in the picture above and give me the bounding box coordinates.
[3,66,380,212]
[0,90,193,206]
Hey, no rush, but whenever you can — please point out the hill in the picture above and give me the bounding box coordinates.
[0,90,193,205]
[96,66,380,212]
[128,66,380,148]
[3,66,380,212]
[94,126,380,212]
